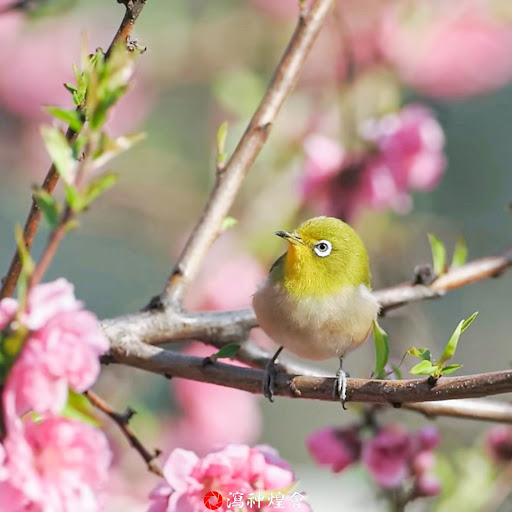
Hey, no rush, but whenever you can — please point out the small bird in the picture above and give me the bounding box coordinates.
[253,216,380,405]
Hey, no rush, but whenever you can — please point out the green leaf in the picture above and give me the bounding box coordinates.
[14,225,34,277]
[428,233,446,277]
[64,183,85,212]
[40,125,76,182]
[438,312,478,365]
[440,363,463,375]
[209,343,240,361]
[82,172,119,207]
[372,321,390,378]
[64,83,77,95]
[45,107,84,132]
[93,133,145,169]
[61,391,100,427]
[33,189,60,228]
[407,347,432,361]
[216,121,228,166]
[390,364,403,380]
[410,359,435,376]
[221,216,238,231]
[451,237,468,268]
[461,311,478,333]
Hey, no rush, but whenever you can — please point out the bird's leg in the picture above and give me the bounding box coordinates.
[263,346,283,402]
[334,356,349,410]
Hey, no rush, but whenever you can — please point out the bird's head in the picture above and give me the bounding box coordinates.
[273,216,371,298]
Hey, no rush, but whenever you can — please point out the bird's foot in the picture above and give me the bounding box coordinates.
[263,346,283,403]
[333,366,350,410]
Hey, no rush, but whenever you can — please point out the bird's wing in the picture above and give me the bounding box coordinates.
[268,253,286,283]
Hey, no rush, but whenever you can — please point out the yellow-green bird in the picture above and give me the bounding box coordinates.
[253,216,380,405]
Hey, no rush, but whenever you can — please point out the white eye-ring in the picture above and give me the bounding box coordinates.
[314,240,332,257]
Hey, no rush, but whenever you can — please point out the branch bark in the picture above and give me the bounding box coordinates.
[106,336,512,417]
[160,0,336,308]
[0,0,149,299]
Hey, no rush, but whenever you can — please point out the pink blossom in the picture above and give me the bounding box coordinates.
[306,426,361,473]
[299,133,364,219]
[148,444,310,512]
[300,105,446,219]
[486,426,512,464]
[359,105,446,213]
[362,425,412,488]
[415,473,441,497]
[0,415,111,511]
[416,425,441,452]
[1,279,109,417]
[380,2,512,99]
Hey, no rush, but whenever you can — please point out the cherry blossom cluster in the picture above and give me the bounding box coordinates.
[300,105,446,219]
[147,443,311,511]
[0,279,111,511]
[307,423,441,500]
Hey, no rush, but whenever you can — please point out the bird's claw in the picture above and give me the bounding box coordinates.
[333,367,349,410]
[263,359,278,402]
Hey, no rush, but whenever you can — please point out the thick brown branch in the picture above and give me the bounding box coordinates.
[85,390,163,477]
[161,0,336,308]
[0,0,149,299]
[107,336,512,409]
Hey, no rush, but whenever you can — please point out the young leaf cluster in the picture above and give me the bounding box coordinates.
[408,312,478,378]
[428,234,468,278]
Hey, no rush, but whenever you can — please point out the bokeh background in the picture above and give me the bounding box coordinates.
[1,0,512,510]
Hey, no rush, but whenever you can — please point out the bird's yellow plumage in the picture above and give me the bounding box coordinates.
[253,216,380,403]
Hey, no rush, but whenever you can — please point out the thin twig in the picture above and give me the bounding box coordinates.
[160,0,336,309]
[403,399,512,424]
[0,0,149,299]
[106,336,512,412]
[85,390,163,477]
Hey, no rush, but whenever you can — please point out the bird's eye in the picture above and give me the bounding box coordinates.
[314,240,332,257]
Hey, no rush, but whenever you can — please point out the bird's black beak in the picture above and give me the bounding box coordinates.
[275,231,304,246]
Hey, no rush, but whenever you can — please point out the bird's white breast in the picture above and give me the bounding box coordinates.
[252,280,380,361]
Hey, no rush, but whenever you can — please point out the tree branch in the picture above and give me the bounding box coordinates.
[160,0,336,308]
[0,0,149,299]
[106,336,512,416]
[403,399,512,424]
[85,390,163,477]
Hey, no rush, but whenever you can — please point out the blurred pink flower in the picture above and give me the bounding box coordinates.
[361,424,441,495]
[168,343,261,456]
[0,415,111,511]
[485,426,512,464]
[300,105,446,219]
[380,2,512,98]
[2,278,109,416]
[359,105,446,212]
[306,426,361,473]
[148,444,309,512]
[416,425,441,452]
[362,425,412,488]
[415,473,441,497]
